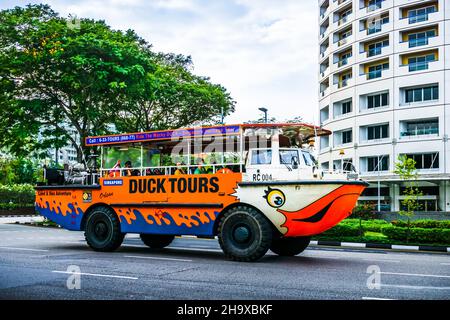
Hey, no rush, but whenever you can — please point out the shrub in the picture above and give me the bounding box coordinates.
[0,184,35,208]
[392,220,450,229]
[381,226,450,244]
[321,224,360,237]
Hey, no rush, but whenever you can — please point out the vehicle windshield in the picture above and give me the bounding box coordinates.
[279,149,299,165]
[301,151,316,166]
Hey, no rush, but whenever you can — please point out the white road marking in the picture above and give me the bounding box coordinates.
[124,255,193,262]
[363,259,400,263]
[362,297,395,300]
[379,272,450,279]
[52,271,138,280]
[169,246,223,253]
[0,246,49,252]
[440,263,450,266]
[381,284,450,290]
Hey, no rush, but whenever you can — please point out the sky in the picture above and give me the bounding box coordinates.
[1,0,319,125]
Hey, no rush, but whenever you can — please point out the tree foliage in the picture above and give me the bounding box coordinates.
[0,4,235,163]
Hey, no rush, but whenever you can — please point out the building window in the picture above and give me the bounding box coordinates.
[367,124,389,140]
[367,39,389,57]
[400,119,438,137]
[321,162,329,171]
[402,153,439,169]
[342,130,352,144]
[408,29,436,48]
[367,14,389,34]
[407,54,435,72]
[320,105,329,123]
[320,136,330,150]
[408,6,436,24]
[366,155,389,172]
[367,0,384,12]
[405,85,438,103]
[367,92,388,109]
[367,62,389,79]
[342,101,352,115]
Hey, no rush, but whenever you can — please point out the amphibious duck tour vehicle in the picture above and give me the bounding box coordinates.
[35,123,368,261]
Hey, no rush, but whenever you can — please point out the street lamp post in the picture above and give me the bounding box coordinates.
[258,107,268,123]
[374,154,386,212]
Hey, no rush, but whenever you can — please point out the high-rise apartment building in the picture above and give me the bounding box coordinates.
[318,0,450,212]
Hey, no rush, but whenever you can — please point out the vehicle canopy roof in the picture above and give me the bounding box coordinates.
[85,123,331,148]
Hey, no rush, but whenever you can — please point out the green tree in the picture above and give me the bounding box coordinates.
[0,4,234,164]
[394,155,423,243]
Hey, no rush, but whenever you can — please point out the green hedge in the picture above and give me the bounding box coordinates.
[340,219,390,233]
[381,226,450,244]
[320,224,360,237]
[392,220,450,229]
[0,184,35,208]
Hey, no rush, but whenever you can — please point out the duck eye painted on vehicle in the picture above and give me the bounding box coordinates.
[263,187,286,208]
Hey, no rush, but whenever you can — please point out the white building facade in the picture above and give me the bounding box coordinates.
[318,0,450,212]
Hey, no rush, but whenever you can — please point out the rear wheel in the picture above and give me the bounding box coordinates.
[218,205,273,262]
[84,206,124,252]
[140,234,175,249]
[270,236,311,256]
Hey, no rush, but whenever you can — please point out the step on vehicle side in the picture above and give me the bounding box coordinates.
[35,123,368,262]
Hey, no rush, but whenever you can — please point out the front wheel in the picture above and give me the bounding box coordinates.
[84,206,124,252]
[218,206,273,262]
[140,234,175,249]
[270,236,311,256]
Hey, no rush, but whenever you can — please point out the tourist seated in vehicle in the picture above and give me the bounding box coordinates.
[174,162,186,175]
[193,158,207,175]
[217,165,233,174]
[124,161,140,176]
[108,159,121,177]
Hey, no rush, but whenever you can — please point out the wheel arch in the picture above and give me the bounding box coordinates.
[80,203,118,231]
[213,202,278,236]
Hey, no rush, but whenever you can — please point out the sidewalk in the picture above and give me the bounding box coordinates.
[0,216,45,224]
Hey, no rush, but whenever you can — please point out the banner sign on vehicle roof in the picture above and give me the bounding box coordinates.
[85,125,241,146]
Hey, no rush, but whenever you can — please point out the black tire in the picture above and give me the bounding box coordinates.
[84,206,124,252]
[218,205,273,262]
[140,234,175,249]
[270,236,311,256]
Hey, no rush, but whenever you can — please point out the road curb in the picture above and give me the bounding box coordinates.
[311,240,449,253]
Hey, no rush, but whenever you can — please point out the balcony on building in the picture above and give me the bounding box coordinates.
[398,25,439,52]
[358,11,389,38]
[333,25,353,50]
[399,118,439,140]
[359,155,390,175]
[397,1,440,29]
[359,90,389,113]
[359,123,390,145]
[333,128,353,148]
[399,152,440,173]
[320,38,330,60]
[359,58,389,82]
[333,98,353,119]
[398,49,440,76]
[333,2,353,30]
[320,0,330,22]
[332,48,353,72]
[399,83,439,107]
[333,69,353,90]
[320,105,330,125]
[320,58,330,79]
[320,135,330,153]
[320,17,330,40]
[358,35,390,62]
[320,78,330,98]
[359,0,391,15]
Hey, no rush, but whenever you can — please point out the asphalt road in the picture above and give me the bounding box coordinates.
[0,223,449,300]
